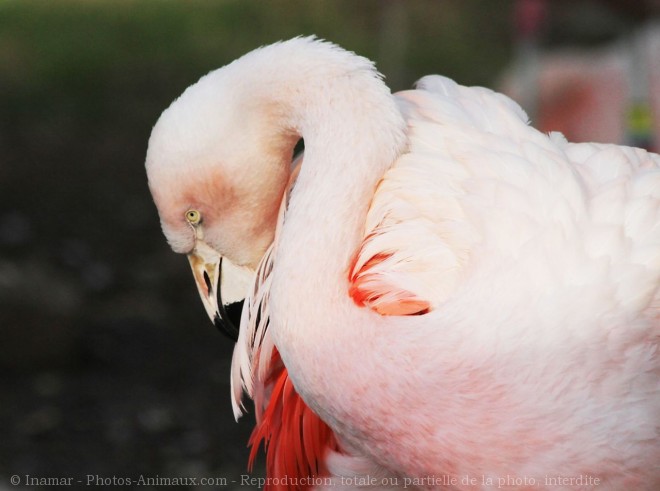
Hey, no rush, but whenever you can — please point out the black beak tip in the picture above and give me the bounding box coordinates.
[214,300,244,342]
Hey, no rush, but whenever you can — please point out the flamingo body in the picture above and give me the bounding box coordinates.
[146,38,660,490]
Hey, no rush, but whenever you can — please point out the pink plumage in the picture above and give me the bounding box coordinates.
[146,37,660,490]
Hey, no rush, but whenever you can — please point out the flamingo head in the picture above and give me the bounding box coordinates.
[145,64,296,340]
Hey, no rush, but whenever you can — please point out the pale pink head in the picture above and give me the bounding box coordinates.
[145,57,297,338]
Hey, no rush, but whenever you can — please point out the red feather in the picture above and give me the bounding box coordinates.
[349,251,431,316]
[248,348,338,491]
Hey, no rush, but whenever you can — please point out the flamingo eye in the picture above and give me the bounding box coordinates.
[185,209,201,225]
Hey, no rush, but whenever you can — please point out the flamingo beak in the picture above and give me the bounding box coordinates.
[187,240,242,342]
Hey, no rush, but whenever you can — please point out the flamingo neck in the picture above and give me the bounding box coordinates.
[248,41,407,414]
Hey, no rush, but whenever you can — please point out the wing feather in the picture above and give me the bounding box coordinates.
[350,75,660,319]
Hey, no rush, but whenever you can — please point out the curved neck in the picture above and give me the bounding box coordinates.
[246,40,407,369]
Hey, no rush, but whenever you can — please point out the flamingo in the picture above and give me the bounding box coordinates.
[145,37,660,490]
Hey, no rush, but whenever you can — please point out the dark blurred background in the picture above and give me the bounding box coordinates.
[1,1,657,489]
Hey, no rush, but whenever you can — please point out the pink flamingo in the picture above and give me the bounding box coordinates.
[146,38,660,490]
